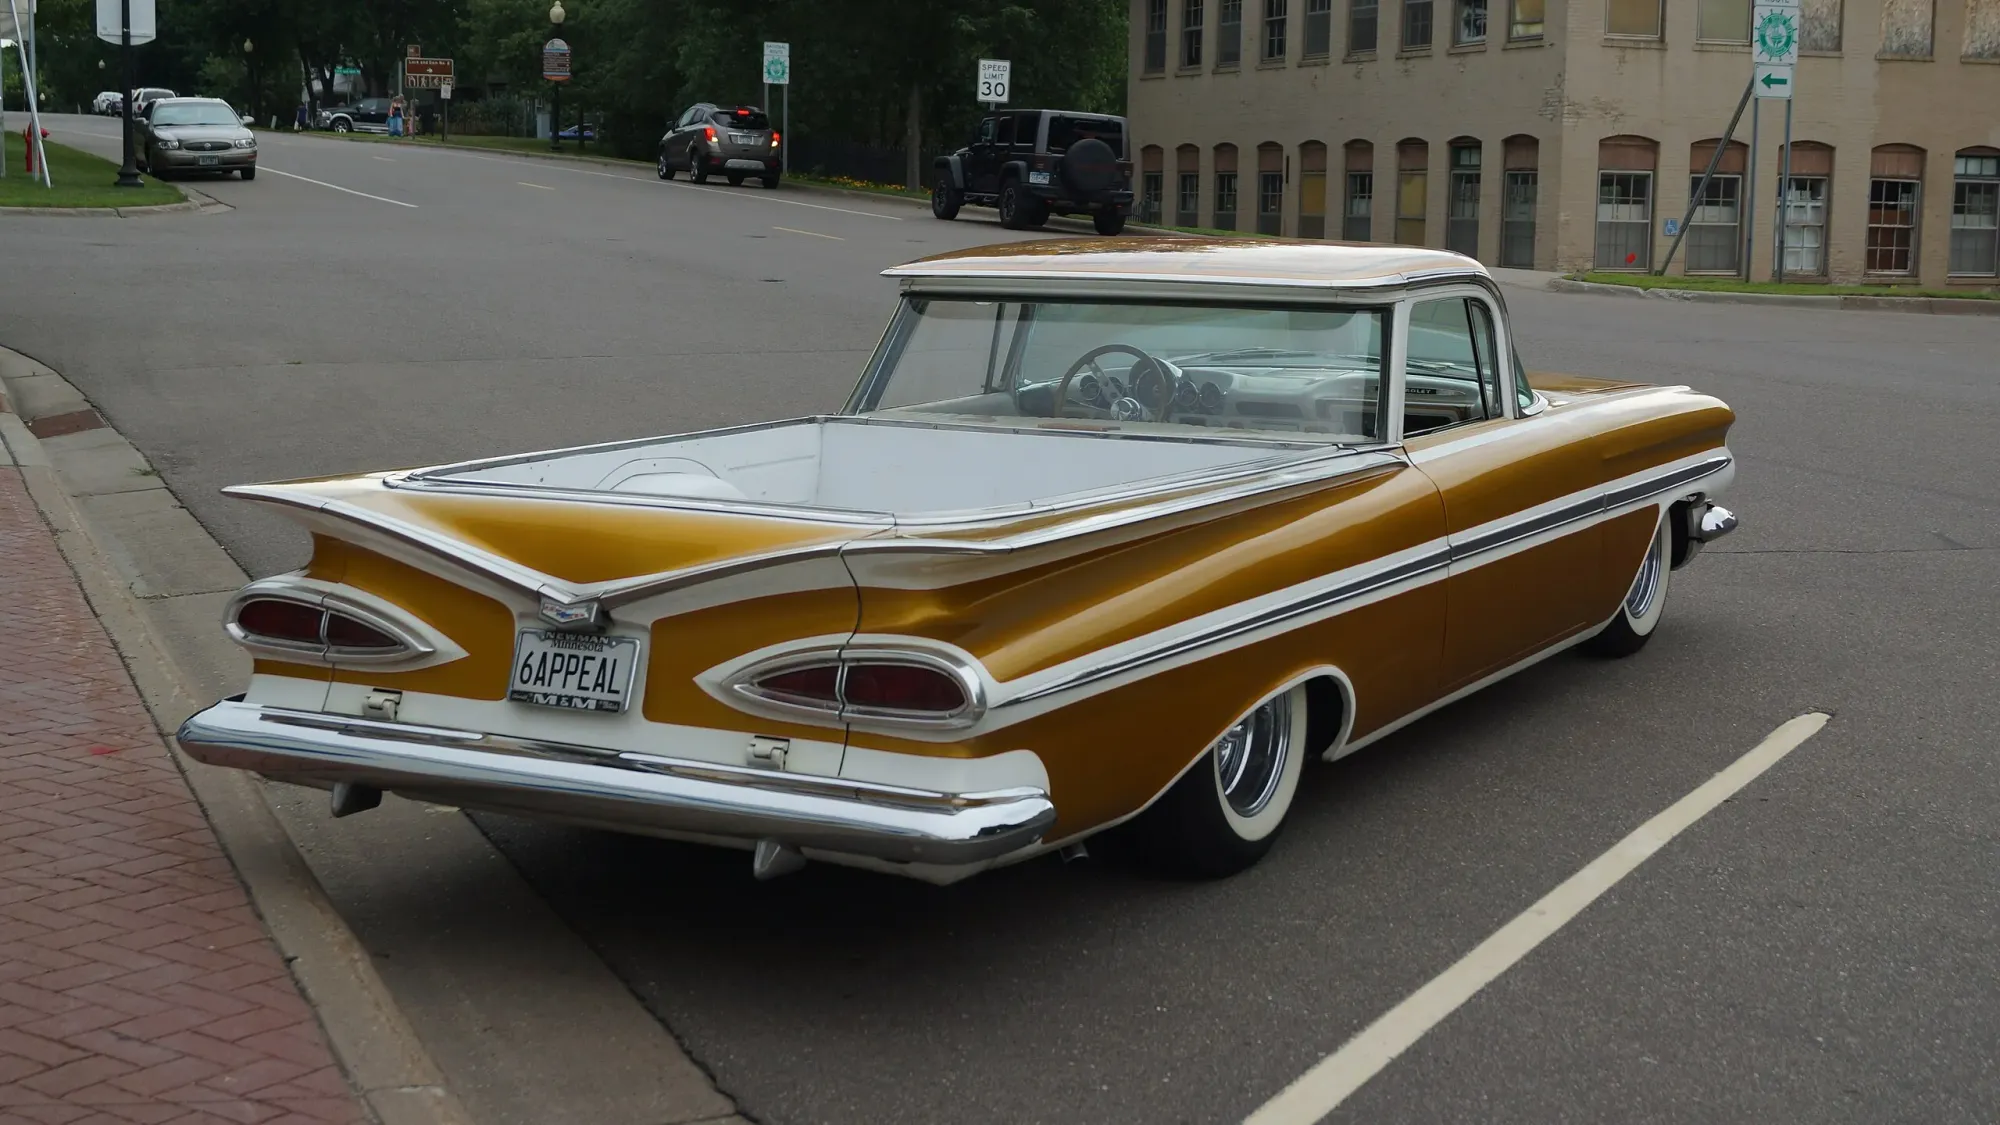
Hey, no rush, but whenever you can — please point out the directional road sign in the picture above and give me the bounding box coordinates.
[403,56,454,90]
[978,58,1010,104]
[1754,63,1793,98]
[763,41,790,85]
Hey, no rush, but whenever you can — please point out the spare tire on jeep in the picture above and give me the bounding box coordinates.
[1059,137,1119,198]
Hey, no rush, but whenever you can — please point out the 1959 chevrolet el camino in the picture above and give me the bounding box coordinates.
[177,238,1738,884]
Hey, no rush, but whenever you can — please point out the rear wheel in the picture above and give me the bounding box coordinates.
[999,181,1046,229]
[688,149,709,183]
[761,175,781,189]
[657,154,674,180]
[1092,208,1127,236]
[1124,684,1309,878]
[931,180,963,220]
[1587,514,1673,657]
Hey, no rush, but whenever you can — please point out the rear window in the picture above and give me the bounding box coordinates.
[712,109,771,130]
[1046,115,1124,158]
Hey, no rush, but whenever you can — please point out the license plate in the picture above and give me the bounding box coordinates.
[198,155,220,166]
[729,133,758,144]
[509,630,640,712]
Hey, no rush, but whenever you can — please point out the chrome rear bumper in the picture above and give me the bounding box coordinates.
[176,700,1056,866]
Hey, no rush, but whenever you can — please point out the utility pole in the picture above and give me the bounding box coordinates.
[115,0,142,186]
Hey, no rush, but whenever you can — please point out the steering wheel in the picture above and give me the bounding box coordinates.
[1051,344,1175,421]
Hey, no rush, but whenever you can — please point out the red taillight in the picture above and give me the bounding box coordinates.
[325,613,399,650]
[236,598,322,644]
[735,108,749,116]
[704,126,716,142]
[842,663,967,715]
[753,664,840,704]
[771,131,780,144]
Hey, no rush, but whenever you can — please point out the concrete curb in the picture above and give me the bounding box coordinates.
[0,181,227,218]
[0,347,474,1125]
[1548,276,2000,315]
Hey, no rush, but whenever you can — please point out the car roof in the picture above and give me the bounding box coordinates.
[153,97,228,106]
[884,237,1487,293]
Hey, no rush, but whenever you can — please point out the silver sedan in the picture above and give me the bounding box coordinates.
[138,98,259,180]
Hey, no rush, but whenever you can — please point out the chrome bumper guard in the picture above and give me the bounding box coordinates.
[176,700,1057,866]
[1679,500,1738,565]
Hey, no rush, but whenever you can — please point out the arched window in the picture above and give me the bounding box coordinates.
[1213,143,1240,230]
[1595,135,1658,270]
[1500,135,1538,267]
[1140,145,1165,223]
[1299,141,1328,238]
[1396,139,1429,245]
[1686,138,1748,274]
[1867,143,1925,275]
[1176,144,1201,227]
[1446,136,1481,258]
[1343,140,1375,240]
[1950,146,2000,276]
[1256,141,1286,234]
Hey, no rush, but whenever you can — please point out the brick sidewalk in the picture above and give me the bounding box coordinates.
[0,465,366,1125]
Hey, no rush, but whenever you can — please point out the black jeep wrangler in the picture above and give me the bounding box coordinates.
[931,109,1135,234]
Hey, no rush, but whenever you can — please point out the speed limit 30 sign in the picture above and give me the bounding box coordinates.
[978,59,1010,104]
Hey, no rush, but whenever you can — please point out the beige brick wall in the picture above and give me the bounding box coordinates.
[1128,0,2000,285]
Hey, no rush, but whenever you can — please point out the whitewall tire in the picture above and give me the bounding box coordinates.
[1587,512,1673,657]
[1126,683,1310,877]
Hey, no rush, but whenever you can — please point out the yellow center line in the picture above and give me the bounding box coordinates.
[772,225,843,240]
[518,181,555,191]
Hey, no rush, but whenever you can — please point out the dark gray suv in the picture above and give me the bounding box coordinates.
[657,104,781,188]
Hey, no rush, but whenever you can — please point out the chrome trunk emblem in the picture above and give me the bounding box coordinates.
[539,598,603,630]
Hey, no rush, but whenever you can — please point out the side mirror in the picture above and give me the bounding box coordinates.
[242,114,255,125]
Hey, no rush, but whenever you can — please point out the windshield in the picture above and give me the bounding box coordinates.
[714,109,771,129]
[850,297,1388,443]
[152,102,241,127]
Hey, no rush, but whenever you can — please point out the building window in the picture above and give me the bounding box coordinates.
[1502,171,1537,266]
[1220,0,1245,63]
[1300,141,1328,237]
[1867,144,1924,274]
[1950,151,2000,275]
[1966,0,2000,58]
[1264,0,1290,58]
[1183,0,1207,64]
[1879,0,1932,55]
[1345,173,1375,239]
[1457,0,1489,43]
[1404,0,1435,47]
[1397,140,1429,245]
[1607,0,1663,37]
[1142,172,1164,222]
[1214,144,1240,229]
[1146,0,1170,72]
[1350,0,1380,50]
[1258,173,1285,232]
[1305,0,1335,53]
[1780,176,1829,275]
[1447,142,1481,257]
[1802,0,1842,49]
[1177,173,1200,225]
[1510,0,1544,37]
[1698,0,1750,40]
[1596,173,1653,270]
[1686,176,1742,273]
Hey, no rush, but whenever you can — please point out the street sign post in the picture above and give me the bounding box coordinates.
[402,56,453,89]
[1751,0,1799,278]
[978,59,1010,107]
[763,41,790,175]
[96,0,150,187]
[542,38,571,81]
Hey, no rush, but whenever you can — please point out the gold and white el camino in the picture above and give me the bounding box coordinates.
[178,239,1738,884]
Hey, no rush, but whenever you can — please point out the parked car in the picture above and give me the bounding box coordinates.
[92,90,123,115]
[657,103,780,188]
[932,109,1135,234]
[174,239,1738,886]
[136,97,257,180]
[317,97,392,134]
[129,87,177,118]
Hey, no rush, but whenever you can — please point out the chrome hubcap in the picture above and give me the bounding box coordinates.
[1214,692,1293,818]
[1626,527,1666,618]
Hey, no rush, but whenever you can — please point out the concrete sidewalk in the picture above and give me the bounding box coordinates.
[0,464,365,1125]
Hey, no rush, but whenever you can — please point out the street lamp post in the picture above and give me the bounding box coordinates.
[242,38,254,122]
[548,1,565,152]
[114,0,142,187]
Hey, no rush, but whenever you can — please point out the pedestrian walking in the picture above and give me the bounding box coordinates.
[294,102,309,132]
[389,95,405,138]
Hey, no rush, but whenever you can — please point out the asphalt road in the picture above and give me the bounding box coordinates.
[10,114,1999,1125]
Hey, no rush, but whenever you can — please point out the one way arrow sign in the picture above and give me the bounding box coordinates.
[1755,62,1794,99]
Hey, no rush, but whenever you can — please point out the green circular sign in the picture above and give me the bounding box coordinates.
[1755,9,1797,59]
[763,57,787,83]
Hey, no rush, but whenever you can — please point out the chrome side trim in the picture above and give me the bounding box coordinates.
[176,700,1055,866]
[1002,544,1454,708]
[1448,454,1733,565]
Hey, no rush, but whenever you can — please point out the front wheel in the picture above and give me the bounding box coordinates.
[1587,514,1673,657]
[657,154,675,180]
[332,120,351,134]
[1123,683,1309,878]
[239,167,256,180]
[931,181,963,220]
[1092,208,1127,236]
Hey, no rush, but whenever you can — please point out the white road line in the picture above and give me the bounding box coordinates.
[518,181,555,190]
[374,155,396,162]
[1244,710,1833,1125]
[260,167,418,208]
[772,225,842,240]
[408,146,906,220]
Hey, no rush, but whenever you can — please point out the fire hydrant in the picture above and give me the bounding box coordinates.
[23,124,49,174]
